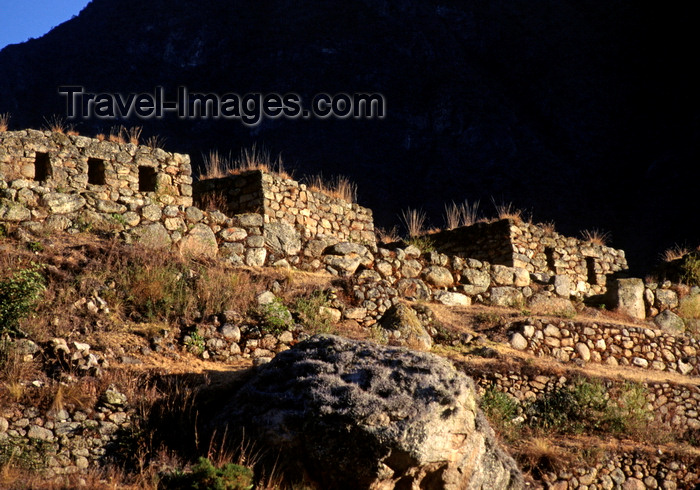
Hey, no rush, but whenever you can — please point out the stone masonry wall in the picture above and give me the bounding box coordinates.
[429,219,628,296]
[194,170,376,245]
[0,130,192,207]
[508,320,700,376]
[465,365,700,488]
[510,221,627,296]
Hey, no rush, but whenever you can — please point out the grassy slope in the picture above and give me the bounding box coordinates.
[1,230,699,488]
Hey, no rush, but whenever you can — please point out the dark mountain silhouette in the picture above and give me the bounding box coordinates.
[0,0,697,272]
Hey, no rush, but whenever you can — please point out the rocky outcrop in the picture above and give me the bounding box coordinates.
[210,335,523,489]
[378,303,433,351]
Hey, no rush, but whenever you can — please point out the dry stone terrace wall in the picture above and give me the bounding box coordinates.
[465,365,700,488]
[508,319,700,376]
[428,219,628,296]
[194,170,376,244]
[467,364,700,433]
[0,387,133,478]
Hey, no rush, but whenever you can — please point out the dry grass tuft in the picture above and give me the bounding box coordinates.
[444,199,481,229]
[539,221,556,234]
[400,208,427,238]
[492,199,523,223]
[145,135,166,150]
[580,229,610,246]
[95,133,106,141]
[0,113,10,132]
[201,145,286,180]
[516,437,574,477]
[108,126,126,144]
[307,174,357,203]
[122,126,143,145]
[376,226,400,244]
[42,115,74,134]
[662,245,690,263]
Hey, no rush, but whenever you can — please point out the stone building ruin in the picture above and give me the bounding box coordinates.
[1,129,627,299]
[427,219,628,296]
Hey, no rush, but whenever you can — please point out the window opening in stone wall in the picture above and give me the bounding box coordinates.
[545,247,556,272]
[87,158,106,185]
[34,152,51,181]
[586,257,597,285]
[138,166,157,192]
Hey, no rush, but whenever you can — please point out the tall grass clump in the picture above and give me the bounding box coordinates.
[444,199,480,229]
[580,229,610,246]
[0,113,9,132]
[492,199,523,223]
[400,208,427,238]
[307,174,357,203]
[201,145,285,180]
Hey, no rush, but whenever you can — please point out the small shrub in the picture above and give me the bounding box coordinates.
[0,263,46,337]
[527,378,653,438]
[162,457,254,490]
[184,331,206,355]
[680,253,700,286]
[481,388,520,433]
[123,260,191,322]
[258,298,292,335]
[407,235,435,253]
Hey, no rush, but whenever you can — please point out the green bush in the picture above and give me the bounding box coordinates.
[162,457,254,490]
[258,298,293,334]
[681,253,700,286]
[481,388,520,440]
[0,263,46,336]
[527,378,651,437]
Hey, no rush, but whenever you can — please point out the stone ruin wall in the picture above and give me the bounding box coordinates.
[429,219,628,296]
[193,169,376,245]
[0,131,374,269]
[0,129,193,207]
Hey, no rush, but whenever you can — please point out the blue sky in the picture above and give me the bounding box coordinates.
[0,1,90,50]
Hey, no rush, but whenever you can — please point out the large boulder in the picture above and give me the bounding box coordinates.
[41,192,86,214]
[654,309,685,333]
[179,223,218,258]
[323,241,373,275]
[210,335,523,489]
[608,278,645,319]
[264,221,302,256]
